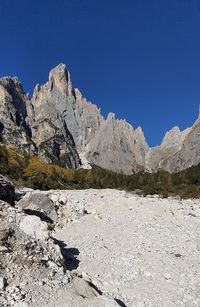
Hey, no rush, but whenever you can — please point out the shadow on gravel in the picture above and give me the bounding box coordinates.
[52,238,80,270]
[115,298,127,307]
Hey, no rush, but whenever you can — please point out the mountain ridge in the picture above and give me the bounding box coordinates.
[0,63,199,174]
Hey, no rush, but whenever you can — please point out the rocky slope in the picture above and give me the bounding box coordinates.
[0,64,200,174]
[53,189,200,307]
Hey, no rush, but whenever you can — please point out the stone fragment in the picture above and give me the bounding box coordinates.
[19,215,49,240]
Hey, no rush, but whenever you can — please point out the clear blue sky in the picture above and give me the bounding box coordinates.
[0,0,200,146]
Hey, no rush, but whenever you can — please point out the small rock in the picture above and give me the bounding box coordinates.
[48,260,59,271]
[163,273,171,280]
[0,276,7,290]
[0,245,9,253]
[174,253,182,258]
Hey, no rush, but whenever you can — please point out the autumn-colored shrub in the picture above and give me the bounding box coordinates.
[1,144,200,198]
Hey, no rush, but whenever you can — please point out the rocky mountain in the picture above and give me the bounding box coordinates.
[149,117,200,173]
[0,63,200,174]
[145,126,192,172]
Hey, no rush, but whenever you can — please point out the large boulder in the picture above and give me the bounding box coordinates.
[0,175,15,204]
[17,192,58,223]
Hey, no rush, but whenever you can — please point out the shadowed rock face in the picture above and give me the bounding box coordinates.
[0,77,36,153]
[0,63,200,174]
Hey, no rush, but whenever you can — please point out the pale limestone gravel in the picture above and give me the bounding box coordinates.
[52,189,200,307]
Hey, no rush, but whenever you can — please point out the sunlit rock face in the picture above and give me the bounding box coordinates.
[145,124,197,173]
[86,113,149,174]
[153,118,200,173]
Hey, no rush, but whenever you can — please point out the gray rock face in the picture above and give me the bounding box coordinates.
[134,126,149,170]
[73,88,104,151]
[86,113,149,174]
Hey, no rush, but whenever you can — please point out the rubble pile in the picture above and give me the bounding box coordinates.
[0,200,71,306]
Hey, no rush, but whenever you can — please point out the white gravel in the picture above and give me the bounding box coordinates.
[53,189,200,307]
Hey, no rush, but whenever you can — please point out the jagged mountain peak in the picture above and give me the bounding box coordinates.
[32,63,73,101]
[107,112,116,120]
[74,88,82,100]
[161,126,182,148]
[135,126,145,136]
[48,63,71,93]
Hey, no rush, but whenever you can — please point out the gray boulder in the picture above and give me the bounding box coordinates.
[17,192,58,223]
